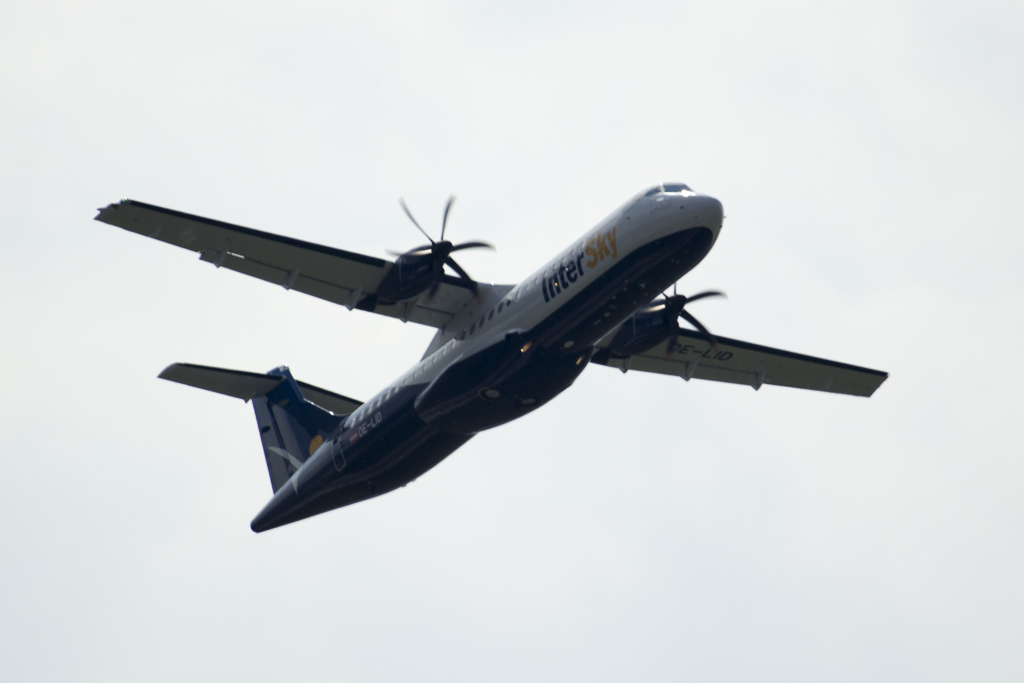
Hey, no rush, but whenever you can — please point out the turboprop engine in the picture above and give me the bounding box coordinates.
[605,287,725,358]
[358,197,494,310]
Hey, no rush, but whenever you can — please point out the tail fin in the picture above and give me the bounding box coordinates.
[158,363,362,493]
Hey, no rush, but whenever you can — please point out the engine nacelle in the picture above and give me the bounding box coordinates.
[368,253,438,307]
[604,310,672,358]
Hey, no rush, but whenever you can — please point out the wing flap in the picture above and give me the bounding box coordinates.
[202,250,358,307]
[595,329,887,397]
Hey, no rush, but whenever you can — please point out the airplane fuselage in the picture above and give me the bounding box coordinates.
[250,187,724,531]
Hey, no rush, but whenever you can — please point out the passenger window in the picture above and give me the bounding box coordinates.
[498,302,504,313]
[460,331,466,341]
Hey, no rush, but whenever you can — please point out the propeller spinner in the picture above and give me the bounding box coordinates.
[390,196,494,299]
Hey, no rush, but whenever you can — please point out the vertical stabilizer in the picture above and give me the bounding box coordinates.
[158,363,360,493]
[252,367,346,492]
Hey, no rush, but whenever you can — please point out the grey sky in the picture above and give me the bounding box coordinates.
[2,1,1022,680]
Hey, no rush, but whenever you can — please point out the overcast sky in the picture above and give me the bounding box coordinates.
[2,1,1023,681]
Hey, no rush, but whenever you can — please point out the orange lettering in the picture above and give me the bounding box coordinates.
[585,236,598,268]
[597,231,610,260]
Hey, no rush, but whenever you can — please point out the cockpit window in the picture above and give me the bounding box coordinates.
[643,185,663,197]
[662,183,692,192]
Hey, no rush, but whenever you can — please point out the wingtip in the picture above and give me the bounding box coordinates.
[94,198,130,221]
[157,363,182,380]
[864,372,890,397]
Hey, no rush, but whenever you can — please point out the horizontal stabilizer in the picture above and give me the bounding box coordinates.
[159,362,362,415]
[159,362,362,493]
[159,363,282,401]
[295,381,363,416]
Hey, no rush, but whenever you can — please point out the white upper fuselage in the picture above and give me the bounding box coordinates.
[343,185,724,427]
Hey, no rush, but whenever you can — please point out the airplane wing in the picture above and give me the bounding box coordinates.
[94,199,487,329]
[590,328,887,397]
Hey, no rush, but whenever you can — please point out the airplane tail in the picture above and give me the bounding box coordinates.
[158,363,362,492]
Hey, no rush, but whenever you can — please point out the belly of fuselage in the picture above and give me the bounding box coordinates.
[413,337,592,434]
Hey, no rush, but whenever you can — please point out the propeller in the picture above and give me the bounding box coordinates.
[389,196,495,299]
[642,283,726,352]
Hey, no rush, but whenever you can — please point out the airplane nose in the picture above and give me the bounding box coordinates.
[696,196,724,235]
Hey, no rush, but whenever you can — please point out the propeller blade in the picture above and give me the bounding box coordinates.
[440,195,456,241]
[644,289,724,313]
[399,198,434,244]
[444,256,474,283]
[448,241,496,252]
[663,312,684,354]
[388,244,434,257]
[679,309,718,347]
[683,290,727,304]
[396,194,492,297]
[426,259,445,299]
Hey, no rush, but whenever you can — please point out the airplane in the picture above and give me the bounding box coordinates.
[94,184,887,533]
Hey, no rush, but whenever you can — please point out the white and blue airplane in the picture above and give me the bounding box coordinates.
[95,184,887,532]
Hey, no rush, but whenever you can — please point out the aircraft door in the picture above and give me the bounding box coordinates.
[332,440,347,473]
